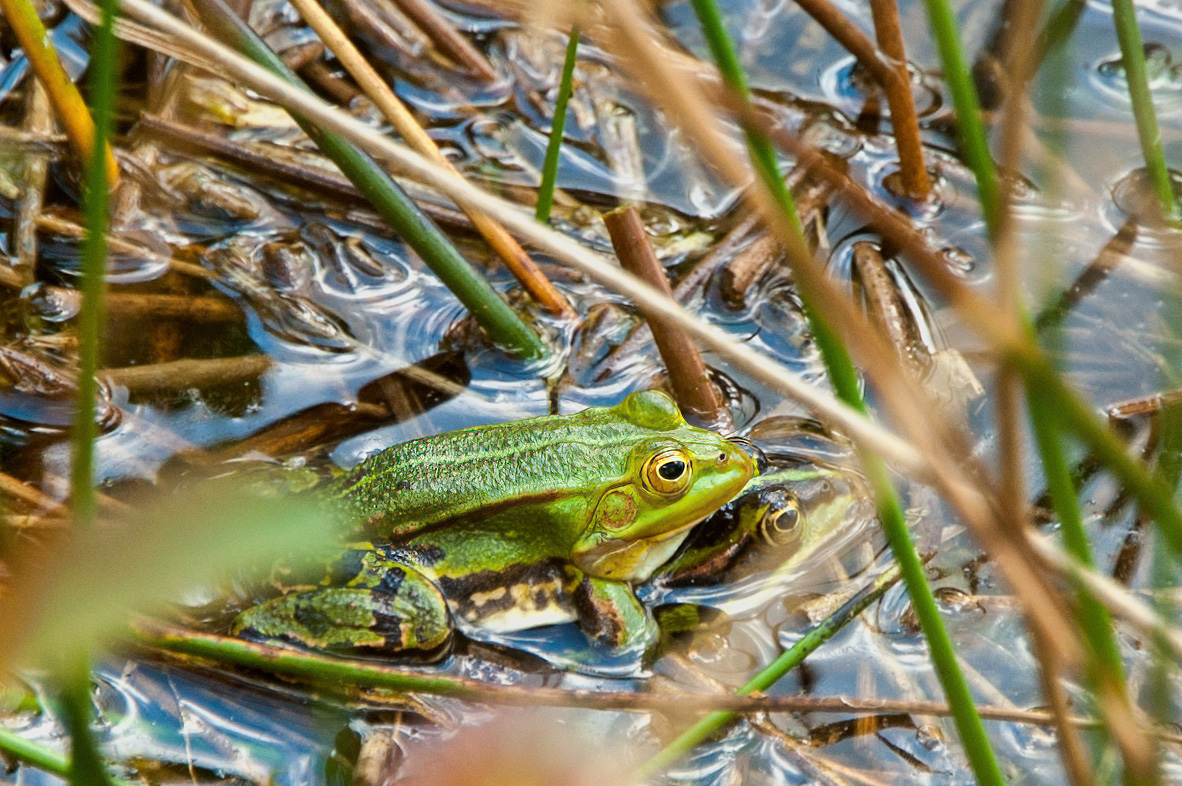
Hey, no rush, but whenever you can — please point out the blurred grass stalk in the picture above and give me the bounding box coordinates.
[684,3,1004,785]
[1110,0,1178,221]
[940,0,1163,778]
[920,0,1000,234]
[186,0,546,359]
[62,0,120,775]
[535,25,580,223]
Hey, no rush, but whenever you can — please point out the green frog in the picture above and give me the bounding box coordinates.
[231,390,757,658]
[644,427,873,619]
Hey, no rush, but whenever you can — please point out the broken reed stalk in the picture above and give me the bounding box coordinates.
[0,0,120,189]
[1110,0,1178,221]
[866,0,930,198]
[536,25,580,224]
[186,0,546,359]
[603,206,729,429]
[282,0,574,318]
[390,0,497,81]
[790,0,930,197]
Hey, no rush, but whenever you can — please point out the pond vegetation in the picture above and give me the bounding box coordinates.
[0,0,1181,784]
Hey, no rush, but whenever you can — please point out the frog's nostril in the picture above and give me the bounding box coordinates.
[726,436,768,474]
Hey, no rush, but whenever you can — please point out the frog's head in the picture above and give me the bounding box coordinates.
[572,391,757,581]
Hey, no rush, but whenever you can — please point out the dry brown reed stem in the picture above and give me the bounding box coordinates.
[15,81,53,284]
[35,214,217,281]
[594,0,1082,665]
[791,0,933,196]
[127,621,1170,731]
[850,242,927,373]
[101,356,272,394]
[604,206,729,429]
[390,0,497,81]
[284,0,575,318]
[865,0,930,198]
[0,472,69,517]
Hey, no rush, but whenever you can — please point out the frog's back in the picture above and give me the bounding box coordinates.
[337,407,645,538]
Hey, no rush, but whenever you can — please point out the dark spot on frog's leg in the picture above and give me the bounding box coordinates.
[573,577,624,647]
[375,565,406,597]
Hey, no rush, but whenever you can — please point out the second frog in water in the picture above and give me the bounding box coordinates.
[233,390,758,660]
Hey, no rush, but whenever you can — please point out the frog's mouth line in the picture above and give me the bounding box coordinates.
[575,515,707,582]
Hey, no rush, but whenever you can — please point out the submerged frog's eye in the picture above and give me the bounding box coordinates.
[760,491,803,546]
[642,448,693,497]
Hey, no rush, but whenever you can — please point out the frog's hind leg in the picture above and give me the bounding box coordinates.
[573,575,657,654]
[232,557,451,656]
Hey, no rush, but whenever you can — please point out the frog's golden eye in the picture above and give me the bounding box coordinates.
[642,448,693,497]
[759,491,803,546]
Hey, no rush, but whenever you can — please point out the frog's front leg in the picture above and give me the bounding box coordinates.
[572,575,657,653]
[232,545,451,655]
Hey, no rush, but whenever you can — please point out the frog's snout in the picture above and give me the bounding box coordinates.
[727,436,768,475]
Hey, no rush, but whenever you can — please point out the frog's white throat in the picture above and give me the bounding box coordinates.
[576,519,702,582]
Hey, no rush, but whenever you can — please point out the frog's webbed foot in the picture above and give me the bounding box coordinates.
[231,563,451,656]
[573,576,657,654]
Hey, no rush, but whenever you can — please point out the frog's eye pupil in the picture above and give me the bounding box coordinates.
[658,459,686,481]
[761,493,803,545]
[643,448,693,497]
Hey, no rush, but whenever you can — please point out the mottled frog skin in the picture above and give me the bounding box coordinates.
[232,391,757,659]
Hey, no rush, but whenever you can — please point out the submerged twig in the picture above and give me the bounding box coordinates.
[101,356,271,394]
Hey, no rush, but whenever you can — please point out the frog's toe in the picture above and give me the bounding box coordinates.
[232,586,452,656]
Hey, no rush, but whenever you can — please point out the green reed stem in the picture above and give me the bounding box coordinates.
[0,723,134,786]
[71,0,119,529]
[0,727,71,779]
[67,0,118,778]
[1027,382,1155,778]
[636,563,903,779]
[1110,0,1178,220]
[684,4,1004,785]
[921,0,1001,236]
[536,26,579,223]
[187,0,544,359]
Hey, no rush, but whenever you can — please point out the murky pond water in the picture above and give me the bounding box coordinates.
[2,0,1182,783]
